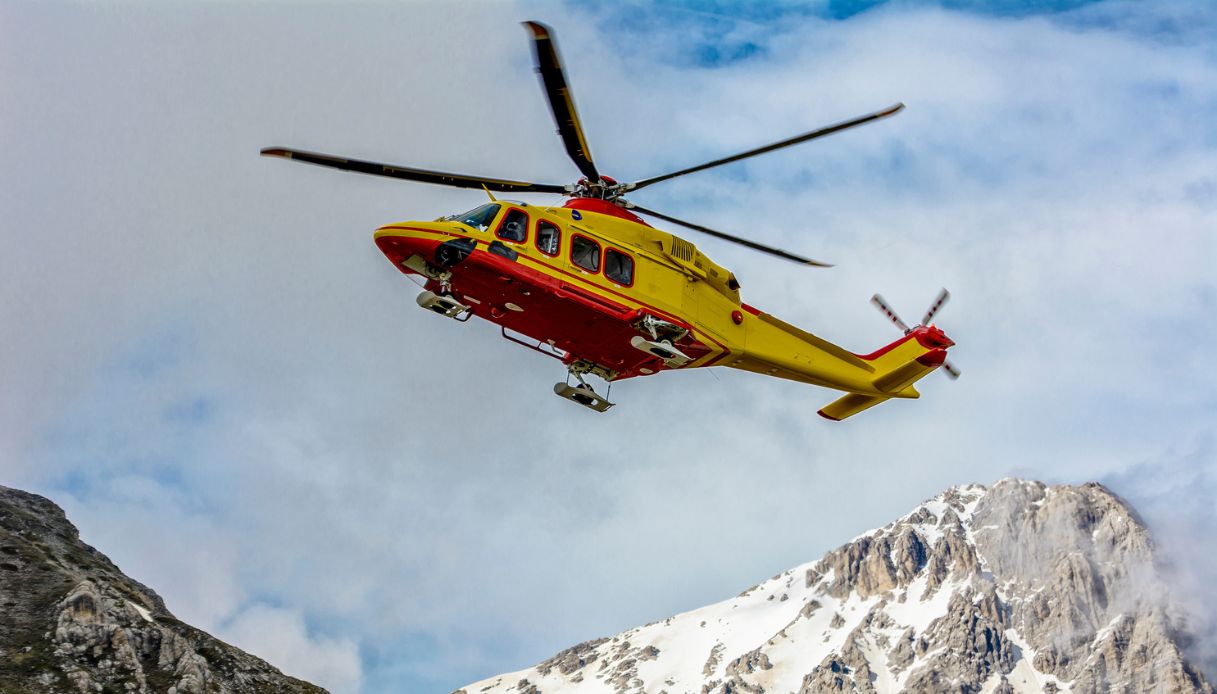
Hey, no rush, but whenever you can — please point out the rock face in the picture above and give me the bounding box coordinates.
[0,485,326,693]
[459,480,1213,694]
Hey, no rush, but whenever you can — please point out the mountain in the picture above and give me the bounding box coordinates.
[0,485,325,693]
[459,479,1213,694]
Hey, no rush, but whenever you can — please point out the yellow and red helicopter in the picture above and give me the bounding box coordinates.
[262,21,958,420]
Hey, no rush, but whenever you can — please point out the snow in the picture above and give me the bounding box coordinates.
[126,600,153,623]
[884,574,958,635]
[459,482,1148,694]
[1003,626,1073,693]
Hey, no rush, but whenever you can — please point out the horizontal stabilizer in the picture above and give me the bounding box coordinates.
[818,393,890,421]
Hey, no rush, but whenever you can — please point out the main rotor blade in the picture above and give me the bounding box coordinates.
[629,103,905,192]
[260,148,567,194]
[626,203,832,267]
[922,288,950,326]
[871,294,911,333]
[524,21,600,183]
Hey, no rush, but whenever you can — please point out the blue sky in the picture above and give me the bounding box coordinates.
[2,1,1215,691]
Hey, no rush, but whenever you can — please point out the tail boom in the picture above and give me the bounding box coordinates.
[720,307,954,421]
[817,326,954,421]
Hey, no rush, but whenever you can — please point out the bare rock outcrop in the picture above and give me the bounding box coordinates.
[0,485,325,693]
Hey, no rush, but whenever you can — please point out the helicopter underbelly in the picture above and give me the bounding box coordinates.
[374,227,728,380]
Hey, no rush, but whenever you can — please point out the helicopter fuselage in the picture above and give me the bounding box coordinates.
[373,199,953,418]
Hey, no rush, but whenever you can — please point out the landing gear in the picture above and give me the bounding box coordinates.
[630,313,692,367]
[629,336,691,367]
[416,290,471,320]
[553,361,615,412]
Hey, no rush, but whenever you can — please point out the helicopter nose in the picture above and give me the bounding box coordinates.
[374,225,446,274]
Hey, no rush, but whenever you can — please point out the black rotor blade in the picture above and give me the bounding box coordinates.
[260,147,567,194]
[922,288,950,326]
[629,103,905,192]
[871,294,911,333]
[524,21,600,183]
[626,203,832,267]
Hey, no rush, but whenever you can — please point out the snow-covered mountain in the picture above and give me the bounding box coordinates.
[459,479,1212,694]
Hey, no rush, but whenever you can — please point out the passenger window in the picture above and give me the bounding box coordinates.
[496,208,528,243]
[536,220,561,256]
[571,235,600,272]
[605,248,634,286]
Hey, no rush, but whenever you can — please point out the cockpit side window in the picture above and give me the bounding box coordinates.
[571,235,600,272]
[605,248,635,286]
[496,208,528,243]
[536,220,561,256]
[454,203,501,232]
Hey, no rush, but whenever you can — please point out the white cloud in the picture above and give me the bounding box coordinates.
[221,604,363,694]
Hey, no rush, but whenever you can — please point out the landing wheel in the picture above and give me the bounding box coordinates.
[553,382,614,412]
[416,290,471,320]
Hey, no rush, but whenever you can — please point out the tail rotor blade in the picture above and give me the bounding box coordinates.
[922,288,950,326]
[871,294,911,333]
[941,359,961,380]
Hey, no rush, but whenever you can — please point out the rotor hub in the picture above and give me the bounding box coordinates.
[569,175,633,201]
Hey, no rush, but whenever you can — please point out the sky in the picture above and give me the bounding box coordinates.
[1,0,1215,692]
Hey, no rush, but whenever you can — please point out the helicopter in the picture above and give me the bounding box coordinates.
[262,21,958,421]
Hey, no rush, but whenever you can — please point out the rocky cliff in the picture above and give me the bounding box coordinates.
[459,479,1213,694]
[0,485,325,693]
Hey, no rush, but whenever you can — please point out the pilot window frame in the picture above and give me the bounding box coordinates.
[495,207,530,244]
[570,234,601,273]
[604,247,635,287]
[535,219,561,257]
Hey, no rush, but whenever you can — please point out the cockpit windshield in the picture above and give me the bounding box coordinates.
[450,203,501,232]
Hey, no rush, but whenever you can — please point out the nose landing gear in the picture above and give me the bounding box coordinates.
[416,290,471,320]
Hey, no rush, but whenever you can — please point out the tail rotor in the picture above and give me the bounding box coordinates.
[871,289,961,380]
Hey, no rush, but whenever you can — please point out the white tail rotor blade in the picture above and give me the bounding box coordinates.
[922,288,950,326]
[871,294,911,333]
[941,359,961,380]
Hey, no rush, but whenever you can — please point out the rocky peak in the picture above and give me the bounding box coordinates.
[459,479,1213,694]
[0,485,326,693]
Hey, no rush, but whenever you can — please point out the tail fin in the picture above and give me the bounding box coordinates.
[817,326,953,421]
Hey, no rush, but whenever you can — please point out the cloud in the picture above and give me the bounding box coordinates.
[1103,436,1217,679]
[221,604,363,693]
[2,1,1214,691]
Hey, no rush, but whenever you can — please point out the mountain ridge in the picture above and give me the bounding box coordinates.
[459,479,1213,694]
[0,484,326,693]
